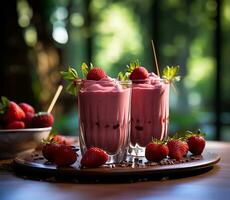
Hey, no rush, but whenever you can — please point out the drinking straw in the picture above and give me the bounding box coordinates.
[47,85,63,113]
[151,40,160,77]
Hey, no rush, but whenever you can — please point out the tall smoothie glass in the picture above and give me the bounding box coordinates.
[78,77,132,163]
[130,73,170,156]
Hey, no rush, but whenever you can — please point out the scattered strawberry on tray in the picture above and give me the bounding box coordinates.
[145,130,206,163]
[145,140,169,162]
[42,137,77,166]
[38,130,206,168]
[81,147,109,168]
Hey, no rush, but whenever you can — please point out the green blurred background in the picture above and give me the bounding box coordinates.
[0,0,229,140]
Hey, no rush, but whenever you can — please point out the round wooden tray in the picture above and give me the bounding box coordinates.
[13,149,220,181]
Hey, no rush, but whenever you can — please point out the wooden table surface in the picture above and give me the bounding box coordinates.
[0,141,230,200]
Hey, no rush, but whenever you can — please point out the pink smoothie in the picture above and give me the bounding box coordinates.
[78,77,131,155]
[131,73,170,147]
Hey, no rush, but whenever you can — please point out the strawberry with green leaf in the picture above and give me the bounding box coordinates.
[186,129,206,155]
[87,67,107,80]
[118,60,149,81]
[42,137,77,166]
[145,139,169,162]
[61,63,107,95]
[81,62,107,80]
[0,96,25,123]
[32,112,54,128]
[118,60,180,83]
[118,59,181,83]
[42,137,60,162]
[167,137,189,161]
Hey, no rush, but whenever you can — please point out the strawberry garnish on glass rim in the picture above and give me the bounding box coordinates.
[82,62,107,80]
[118,59,181,86]
[60,63,107,95]
[126,60,149,80]
[118,40,181,88]
[117,60,140,81]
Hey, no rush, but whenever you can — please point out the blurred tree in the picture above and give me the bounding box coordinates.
[0,0,35,106]
[0,0,229,139]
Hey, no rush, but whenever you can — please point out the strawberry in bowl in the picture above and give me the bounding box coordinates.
[0,96,53,158]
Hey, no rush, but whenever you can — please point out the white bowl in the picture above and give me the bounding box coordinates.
[0,127,52,158]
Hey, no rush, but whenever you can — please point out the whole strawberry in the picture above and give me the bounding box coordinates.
[186,131,206,155]
[5,121,25,129]
[23,112,34,128]
[167,139,189,161]
[32,112,54,128]
[42,136,77,166]
[19,103,35,114]
[130,66,149,80]
[42,143,60,162]
[81,147,109,168]
[51,134,72,145]
[86,67,107,80]
[0,97,25,123]
[145,140,169,162]
[53,145,77,166]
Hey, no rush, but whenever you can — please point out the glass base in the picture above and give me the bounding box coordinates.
[107,149,128,164]
[128,144,146,157]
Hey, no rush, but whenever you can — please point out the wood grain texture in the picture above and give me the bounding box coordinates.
[0,141,230,200]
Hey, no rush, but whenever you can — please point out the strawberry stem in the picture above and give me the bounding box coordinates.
[60,67,81,96]
[0,96,9,115]
[185,129,206,138]
[117,59,141,81]
[162,66,181,83]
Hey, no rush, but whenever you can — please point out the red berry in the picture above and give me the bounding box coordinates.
[23,112,34,128]
[145,141,169,162]
[81,147,109,168]
[53,145,77,166]
[2,101,25,123]
[187,135,205,155]
[42,143,60,162]
[167,139,188,161]
[51,135,72,145]
[32,112,54,128]
[5,121,25,129]
[19,103,35,114]
[130,67,149,80]
[86,67,107,80]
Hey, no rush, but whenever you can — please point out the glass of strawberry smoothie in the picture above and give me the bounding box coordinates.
[77,77,132,163]
[130,73,170,156]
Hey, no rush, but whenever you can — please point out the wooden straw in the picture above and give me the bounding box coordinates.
[151,40,160,76]
[47,85,63,114]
